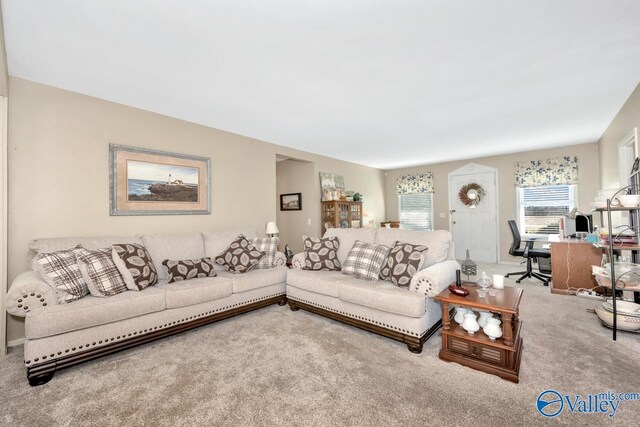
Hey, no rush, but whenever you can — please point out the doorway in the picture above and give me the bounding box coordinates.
[448,163,499,263]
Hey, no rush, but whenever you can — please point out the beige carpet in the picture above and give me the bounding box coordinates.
[1,266,639,426]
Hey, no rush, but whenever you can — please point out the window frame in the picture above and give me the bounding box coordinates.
[516,184,578,238]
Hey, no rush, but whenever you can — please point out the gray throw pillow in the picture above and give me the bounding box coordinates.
[341,240,389,281]
[112,243,158,291]
[162,257,217,283]
[248,237,279,269]
[76,248,128,297]
[34,245,88,303]
[302,235,341,271]
[214,235,265,274]
[379,241,428,287]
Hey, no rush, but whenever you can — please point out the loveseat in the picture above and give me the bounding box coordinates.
[287,228,459,353]
[6,229,287,386]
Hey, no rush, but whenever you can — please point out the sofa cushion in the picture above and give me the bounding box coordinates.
[202,229,258,270]
[214,235,265,274]
[375,228,451,268]
[25,287,166,339]
[218,266,287,293]
[286,268,346,298]
[29,235,142,261]
[156,277,233,308]
[33,245,89,303]
[379,241,428,287]
[324,228,377,266]
[76,248,128,297]
[142,233,206,281]
[112,243,158,291]
[162,257,217,283]
[338,280,426,318]
[341,240,389,281]
[248,237,279,269]
[302,235,340,271]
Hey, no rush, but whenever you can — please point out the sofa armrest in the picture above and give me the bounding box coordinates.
[291,252,305,269]
[6,271,58,317]
[409,259,460,299]
[274,251,286,267]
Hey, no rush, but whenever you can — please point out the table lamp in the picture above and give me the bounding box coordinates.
[265,221,279,237]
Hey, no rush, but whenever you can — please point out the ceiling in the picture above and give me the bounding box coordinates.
[4,1,640,169]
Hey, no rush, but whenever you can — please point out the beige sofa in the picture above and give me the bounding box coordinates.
[287,228,459,353]
[6,229,287,386]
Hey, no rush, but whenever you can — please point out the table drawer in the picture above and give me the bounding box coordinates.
[447,336,507,367]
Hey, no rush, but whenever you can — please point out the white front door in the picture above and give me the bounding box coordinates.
[448,163,498,263]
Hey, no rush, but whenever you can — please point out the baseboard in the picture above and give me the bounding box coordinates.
[8,337,25,347]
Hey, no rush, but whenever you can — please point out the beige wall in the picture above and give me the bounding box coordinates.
[384,143,600,263]
[0,6,7,96]
[276,159,385,254]
[6,77,385,342]
[598,82,640,189]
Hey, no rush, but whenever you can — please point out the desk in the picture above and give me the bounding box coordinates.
[549,239,602,295]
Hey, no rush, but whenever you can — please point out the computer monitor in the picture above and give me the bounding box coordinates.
[576,214,592,233]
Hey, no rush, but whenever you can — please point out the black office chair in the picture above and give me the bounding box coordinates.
[505,220,551,286]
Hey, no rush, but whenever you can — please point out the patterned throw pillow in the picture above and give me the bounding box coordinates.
[214,235,265,274]
[162,257,217,283]
[341,240,390,281]
[76,248,128,297]
[302,235,340,271]
[34,245,88,303]
[112,243,158,291]
[248,237,279,269]
[380,241,428,287]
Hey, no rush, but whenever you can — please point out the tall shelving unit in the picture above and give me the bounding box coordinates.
[594,169,640,340]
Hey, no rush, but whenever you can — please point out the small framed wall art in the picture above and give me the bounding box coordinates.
[280,193,302,211]
[110,144,211,216]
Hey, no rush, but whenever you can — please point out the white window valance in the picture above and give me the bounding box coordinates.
[396,172,434,194]
[514,156,579,187]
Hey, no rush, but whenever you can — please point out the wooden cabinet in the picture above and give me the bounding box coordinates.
[321,201,362,234]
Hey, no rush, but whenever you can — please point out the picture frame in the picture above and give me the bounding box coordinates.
[110,144,211,216]
[280,193,302,211]
[319,172,345,201]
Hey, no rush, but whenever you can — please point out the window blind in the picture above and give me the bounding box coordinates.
[399,193,433,231]
[518,185,576,235]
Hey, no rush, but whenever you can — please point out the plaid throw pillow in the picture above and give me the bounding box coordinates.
[303,235,340,271]
[248,237,279,269]
[341,240,390,281]
[379,241,428,287]
[76,248,128,297]
[214,235,265,274]
[162,257,217,283]
[112,243,158,291]
[34,245,88,303]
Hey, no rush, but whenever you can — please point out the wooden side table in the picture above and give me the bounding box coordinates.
[435,286,524,383]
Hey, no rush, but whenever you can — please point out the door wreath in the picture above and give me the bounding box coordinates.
[458,183,485,208]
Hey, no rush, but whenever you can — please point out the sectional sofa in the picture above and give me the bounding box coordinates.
[6,227,458,386]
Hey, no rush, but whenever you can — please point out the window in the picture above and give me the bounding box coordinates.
[399,193,433,231]
[517,185,577,235]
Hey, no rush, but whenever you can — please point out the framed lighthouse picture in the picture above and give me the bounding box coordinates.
[110,144,211,215]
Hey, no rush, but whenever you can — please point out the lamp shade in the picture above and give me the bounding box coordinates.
[265,221,279,235]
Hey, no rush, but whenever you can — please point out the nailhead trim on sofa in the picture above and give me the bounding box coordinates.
[287,296,420,337]
[24,292,285,365]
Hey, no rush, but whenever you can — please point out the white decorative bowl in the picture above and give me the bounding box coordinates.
[602,299,640,317]
[617,194,640,207]
[595,307,640,331]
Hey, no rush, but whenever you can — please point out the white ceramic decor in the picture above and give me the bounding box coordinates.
[461,312,480,334]
[483,317,503,341]
[492,274,504,289]
[454,306,468,324]
[478,311,493,328]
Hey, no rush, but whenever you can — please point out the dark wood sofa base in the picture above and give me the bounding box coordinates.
[27,294,287,386]
[287,299,442,354]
